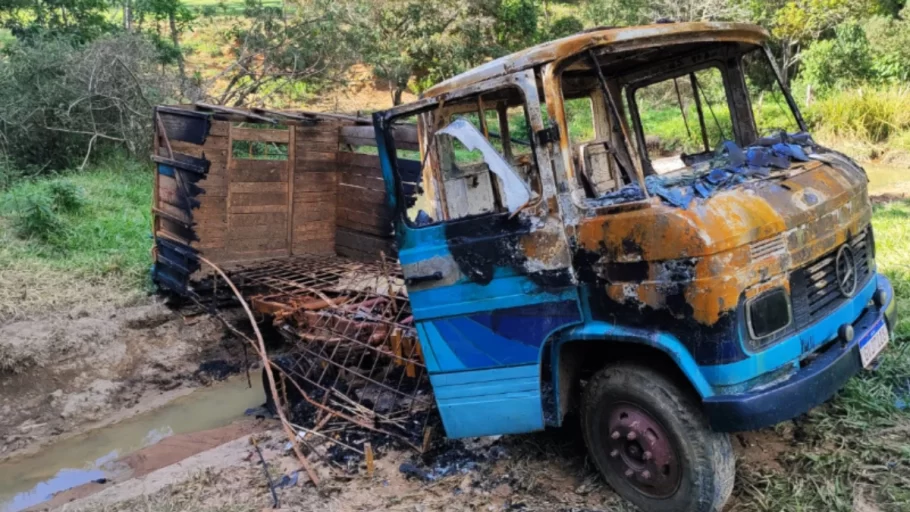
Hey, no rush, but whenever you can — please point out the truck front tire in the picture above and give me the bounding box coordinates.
[581,363,734,512]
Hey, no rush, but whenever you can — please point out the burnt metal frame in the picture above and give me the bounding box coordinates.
[207,255,434,448]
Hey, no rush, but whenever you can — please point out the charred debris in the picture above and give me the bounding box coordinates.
[150,104,450,486]
[589,132,829,209]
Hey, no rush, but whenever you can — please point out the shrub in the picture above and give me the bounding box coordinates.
[47,180,85,213]
[0,33,182,172]
[548,16,585,39]
[11,192,67,243]
[801,22,873,92]
[807,85,910,144]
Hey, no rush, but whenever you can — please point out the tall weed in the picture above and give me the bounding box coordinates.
[807,86,910,146]
[11,192,67,243]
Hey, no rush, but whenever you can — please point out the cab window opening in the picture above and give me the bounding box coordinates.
[386,85,541,228]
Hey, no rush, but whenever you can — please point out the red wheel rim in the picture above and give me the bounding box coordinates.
[602,402,681,498]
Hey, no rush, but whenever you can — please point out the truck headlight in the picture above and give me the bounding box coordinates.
[746,288,792,342]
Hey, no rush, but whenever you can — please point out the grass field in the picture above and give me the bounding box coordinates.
[0,154,153,320]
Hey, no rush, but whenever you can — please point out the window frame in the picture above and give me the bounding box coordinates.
[740,47,805,137]
[389,83,542,230]
[626,60,735,172]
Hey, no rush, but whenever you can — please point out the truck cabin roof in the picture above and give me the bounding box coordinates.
[421,22,770,101]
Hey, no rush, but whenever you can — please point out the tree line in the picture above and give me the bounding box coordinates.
[0,0,906,175]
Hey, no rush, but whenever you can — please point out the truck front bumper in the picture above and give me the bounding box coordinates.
[704,274,898,432]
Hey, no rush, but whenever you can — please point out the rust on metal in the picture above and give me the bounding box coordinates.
[197,255,434,451]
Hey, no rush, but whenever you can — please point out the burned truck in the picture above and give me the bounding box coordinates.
[152,22,897,512]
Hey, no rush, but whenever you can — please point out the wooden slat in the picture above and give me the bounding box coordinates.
[228,158,285,172]
[224,237,289,251]
[336,216,391,237]
[339,171,385,191]
[230,204,288,214]
[230,182,288,194]
[294,206,335,223]
[335,228,394,256]
[294,193,335,205]
[293,240,335,255]
[229,224,288,240]
[287,124,296,253]
[296,151,337,162]
[231,127,289,143]
[337,151,381,169]
[229,192,288,207]
[209,121,230,137]
[155,201,192,224]
[336,183,386,204]
[229,168,287,183]
[340,125,418,150]
[229,212,288,227]
[337,205,392,226]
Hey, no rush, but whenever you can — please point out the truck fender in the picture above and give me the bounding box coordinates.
[543,321,714,426]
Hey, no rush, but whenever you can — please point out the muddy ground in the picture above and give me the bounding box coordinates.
[0,298,245,461]
[0,297,804,512]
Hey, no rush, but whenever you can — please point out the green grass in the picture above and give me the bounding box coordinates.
[0,154,153,320]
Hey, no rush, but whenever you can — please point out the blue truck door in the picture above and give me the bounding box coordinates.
[376,71,582,438]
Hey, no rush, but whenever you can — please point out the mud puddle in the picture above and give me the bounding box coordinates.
[0,374,264,512]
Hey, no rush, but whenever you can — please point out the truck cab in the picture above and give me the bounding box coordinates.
[373,22,897,512]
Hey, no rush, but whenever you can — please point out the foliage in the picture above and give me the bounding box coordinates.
[354,0,506,104]
[583,0,748,26]
[0,33,182,171]
[806,85,910,146]
[10,192,67,243]
[47,179,86,212]
[5,177,86,242]
[0,154,152,276]
[495,0,541,50]
[0,0,113,42]
[863,11,910,84]
[801,21,872,91]
[209,0,359,106]
[547,15,584,38]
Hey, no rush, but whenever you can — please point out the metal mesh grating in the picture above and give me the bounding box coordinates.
[192,255,435,452]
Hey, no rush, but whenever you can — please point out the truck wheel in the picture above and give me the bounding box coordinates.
[581,363,733,512]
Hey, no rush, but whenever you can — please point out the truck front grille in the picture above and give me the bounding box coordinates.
[790,228,873,327]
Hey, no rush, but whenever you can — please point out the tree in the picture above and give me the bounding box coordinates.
[355,0,504,105]
[131,0,195,84]
[800,21,873,90]
[494,0,541,50]
[211,0,359,106]
[0,0,113,42]
[584,0,748,27]
[0,34,181,169]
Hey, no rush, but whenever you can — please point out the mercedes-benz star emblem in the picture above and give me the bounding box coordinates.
[835,244,857,297]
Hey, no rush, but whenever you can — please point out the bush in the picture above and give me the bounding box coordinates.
[0,33,182,172]
[807,85,910,145]
[548,16,585,39]
[47,180,85,213]
[863,14,910,84]
[801,22,873,91]
[11,192,67,243]
[5,177,85,243]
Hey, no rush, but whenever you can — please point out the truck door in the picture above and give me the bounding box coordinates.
[375,70,582,438]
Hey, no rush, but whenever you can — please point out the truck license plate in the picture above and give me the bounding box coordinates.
[859,321,890,368]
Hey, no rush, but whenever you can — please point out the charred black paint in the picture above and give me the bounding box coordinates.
[572,246,747,365]
[443,214,573,290]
